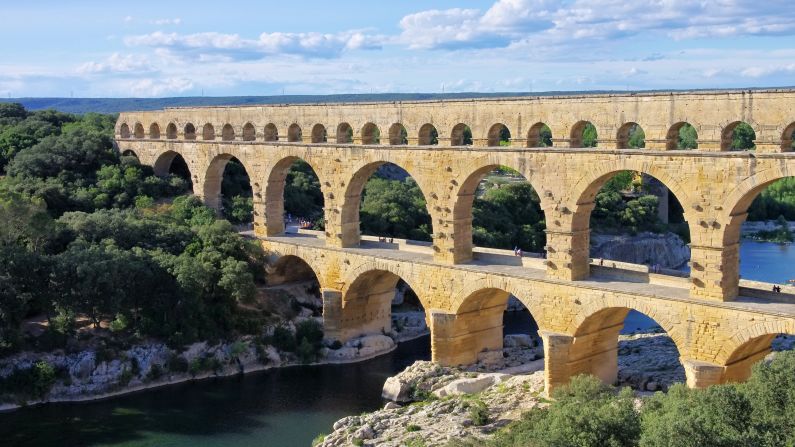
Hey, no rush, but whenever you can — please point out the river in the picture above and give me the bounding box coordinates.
[2,241,793,446]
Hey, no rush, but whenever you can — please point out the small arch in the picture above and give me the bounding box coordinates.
[450,123,472,146]
[782,122,795,152]
[361,123,380,145]
[526,122,552,148]
[121,149,138,159]
[242,123,256,141]
[166,123,178,139]
[418,123,438,146]
[134,123,145,139]
[288,123,302,142]
[264,123,278,142]
[149,123,161,139]
[184,123,196,140]
[336,123,353,144]
[616,122,645,149]
[666,122,698,150]
[388,123,407,145]
[202,123,215,141]
[487,123,511,147]
[570,120,597,148]
[722,121,756,151]
[311,124,327,143]
[119,123,130,139]
[221,124,235,141]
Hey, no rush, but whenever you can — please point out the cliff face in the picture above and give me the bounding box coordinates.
[591,232,690,269]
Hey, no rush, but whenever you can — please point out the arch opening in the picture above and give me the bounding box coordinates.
[418,123,438,146]
[311,124,327,143]
[782,122,795,152]
[722,121,756,151]
[166,123,177,139]
[265,157,325,236]
[570,120,597,148]
[666,122,698,150]
[616,122,645,149]
[450,123,472,146]
[202,123,215,141]
[722,332,795,383]
[184,123,196,140]
[219,157,253,225]
[149,123,161,139]
[526,122,552,148]
[487,123,511,147]
[361,123,380,145]
[121,149,139,160]
[134,123,145,139]
[242,123,255,141]
[263,255,323,322]
[570,307,685,391]
[153,150,193,188]
[222,124,235,141]
[264,123,278,142]
[288,123,302,142]
[388,123,407,145]
[336,123,353,144]
[119,123,130,139]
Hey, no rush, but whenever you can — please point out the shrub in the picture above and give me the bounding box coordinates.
[296,337,317,364]
[118,368,133,386]
[270,326,296,352]
[468,399,490,426]
[406,424,421,432]
[109,313,129,333]
[146,364,163,382]
[295,319,324,347]
[167,354,189,373]
[311,433,326,447]
[0,361,57,401]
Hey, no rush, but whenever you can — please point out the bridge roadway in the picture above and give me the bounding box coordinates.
[253,229,795,392]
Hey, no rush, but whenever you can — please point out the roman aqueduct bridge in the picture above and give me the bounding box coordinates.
[117,89,795,392]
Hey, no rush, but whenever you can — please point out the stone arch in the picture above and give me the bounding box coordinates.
[527,122,551,148]
[267,254,325,289]
[450,123,472,146]
[201,152,256,211]
[242,122,256,141]
[782,122,795,152]
[166,123,177,139]
[149,123,161,139]
[153,150,193,183]
[570,120,596,148]
[119,123,130,138]
[569,304,685,386]
[487,123,511,147]
[388,123,407,145]
[121,149,138,159]
[339,160,434,247]
[184,123,196,140]
[418,123,438,146]
[288,123,302,142]
[311,124,327,143]
[666,121,698,150]
[721,120,756,151]
[134,122,145,139]
[336,122,353,144]
[221,124,235,141]
[361,122,380,145]
[202,123,215,141]
[616,122,644,149]
[264,123,278,142]
[718,319,795,383]
[263,155,326,236]
[451,160,550,263]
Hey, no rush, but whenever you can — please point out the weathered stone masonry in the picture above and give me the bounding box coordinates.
[116,89,795,392]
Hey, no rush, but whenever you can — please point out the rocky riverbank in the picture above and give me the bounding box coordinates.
[591,231,690,269]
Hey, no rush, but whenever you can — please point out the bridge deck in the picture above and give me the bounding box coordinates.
[253,231,795,319]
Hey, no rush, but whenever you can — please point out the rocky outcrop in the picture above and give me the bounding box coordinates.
[591,231,690,269]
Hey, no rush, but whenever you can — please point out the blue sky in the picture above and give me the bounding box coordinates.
[2,0,795,97]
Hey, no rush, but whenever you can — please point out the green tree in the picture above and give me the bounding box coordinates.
[730,122,756,151]
[583,123,598,147]
[360,177,431,241]
[678,124,698,149]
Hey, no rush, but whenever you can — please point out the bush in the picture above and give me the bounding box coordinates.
[270,326,296,352]
[468,399,490,426]
[167,354,189,373]
[146,364,163,382]
[295,319,324,347]
[406,424,421,432]
[0,361,57,401]
[109,313,129,333]
[118,368,133,386]
[296,337,317,364]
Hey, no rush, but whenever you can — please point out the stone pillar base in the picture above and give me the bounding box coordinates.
[683,359,725,388]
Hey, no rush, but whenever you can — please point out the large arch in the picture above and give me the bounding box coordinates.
[361,123,380,145]
[119,123,130,138]
[418,123,438,146]
[264,123,278,142]
[267,254,324,289]
[570,120,597,148]
[134,123,145,139]
[149,123,161,139]
[388,123,407,145]
[242,123,256,141]
[201,153,255,212]
[719,320,795,383]
[184,123,196,140]
[202,123,215,141]
[339,160,434,247]
[450,123,472,146]
[666,122,698,150]
[616,122,644,149]
[336,269,404,341]
[222,124,235,141]
[288,123,302,142]
[336,123,353,144]
[311,124,327,143]
[487,123,511,147]
[527,122,551,148]
[263,156,325,237]
[166,123,177,139]
[152,150,193,184]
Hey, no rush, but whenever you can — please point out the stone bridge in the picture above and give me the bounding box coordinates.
[116,89,795,391]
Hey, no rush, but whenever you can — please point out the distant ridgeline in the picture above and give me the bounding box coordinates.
[5,87,794,114]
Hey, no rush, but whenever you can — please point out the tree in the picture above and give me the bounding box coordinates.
[583,123,598,147]
[730,123,756,151]
[360,177,432,241]
[678,124,698,149]
[628,125,645,148]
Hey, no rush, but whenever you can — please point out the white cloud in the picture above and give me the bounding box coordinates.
[150,18,182,26]
[76,53,154,75]
[128,77,193,97]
